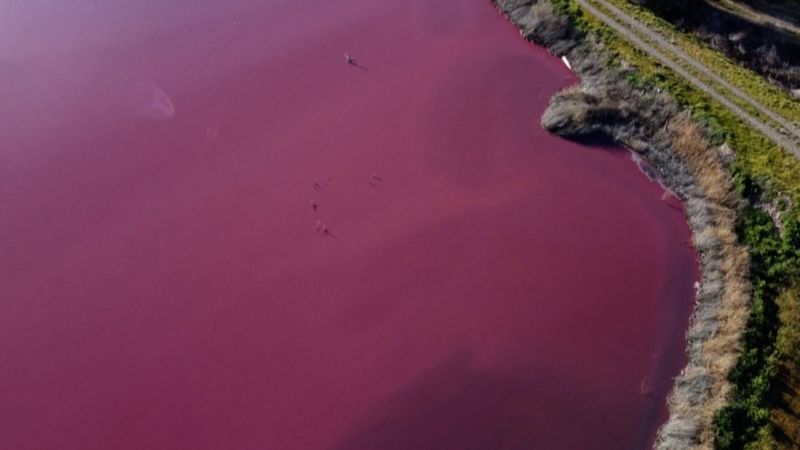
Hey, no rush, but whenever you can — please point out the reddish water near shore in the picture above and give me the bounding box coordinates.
[0,1,697,449]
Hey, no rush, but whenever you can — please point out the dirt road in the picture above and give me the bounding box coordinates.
[576,0,800,159]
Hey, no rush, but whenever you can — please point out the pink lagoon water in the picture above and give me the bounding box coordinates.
[0,1,697,449]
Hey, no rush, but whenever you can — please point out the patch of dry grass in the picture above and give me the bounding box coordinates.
[772,360,800,449]
[494,2,755,448]
[664,114,751,450]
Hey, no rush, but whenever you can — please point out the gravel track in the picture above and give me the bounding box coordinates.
[576,0,800,159]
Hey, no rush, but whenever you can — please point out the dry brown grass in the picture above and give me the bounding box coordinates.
[668,114,738,209]
[662,113,752,450]
[777,287,800,366]
[772,360,800,449]
[494,2,754,447]
[772,287,800,449]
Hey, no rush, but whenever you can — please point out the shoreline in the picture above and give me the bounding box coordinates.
[491,1,751,449]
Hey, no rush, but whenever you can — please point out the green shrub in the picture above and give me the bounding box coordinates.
[777,287,800,366]
[715,208,800,449]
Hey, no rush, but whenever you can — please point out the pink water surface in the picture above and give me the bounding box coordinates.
[0,1,697,449]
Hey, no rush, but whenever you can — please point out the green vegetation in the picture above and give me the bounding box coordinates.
[715,207,799,449]
[547,0,800,447]
[603,0,800,127]
[777,285,800,366]
[553,0,800,203]
[631,0,800,90]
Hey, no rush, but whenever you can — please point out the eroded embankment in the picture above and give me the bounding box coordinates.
[492,1,751,449]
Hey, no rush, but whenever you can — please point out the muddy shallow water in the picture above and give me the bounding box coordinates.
[0,1,696,449]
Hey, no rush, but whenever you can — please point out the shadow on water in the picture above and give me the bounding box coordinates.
[563,132,622,149]
[327,353,654,450]
[328,354,544,450]
[563,133,634,157]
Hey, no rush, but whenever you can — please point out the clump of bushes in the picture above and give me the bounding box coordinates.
[714,206,800,450]
[495,0,582,54]
[777,286,800,366]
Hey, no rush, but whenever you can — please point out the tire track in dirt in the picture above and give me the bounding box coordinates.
[576,0,800,159]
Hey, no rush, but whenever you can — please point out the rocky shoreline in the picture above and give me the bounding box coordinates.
[492,1,751,448]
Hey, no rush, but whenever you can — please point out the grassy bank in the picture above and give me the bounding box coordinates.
[498,0,749,446]
[546,0,800,447]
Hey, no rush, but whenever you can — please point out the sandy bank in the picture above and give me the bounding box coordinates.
[492,1,752,449]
